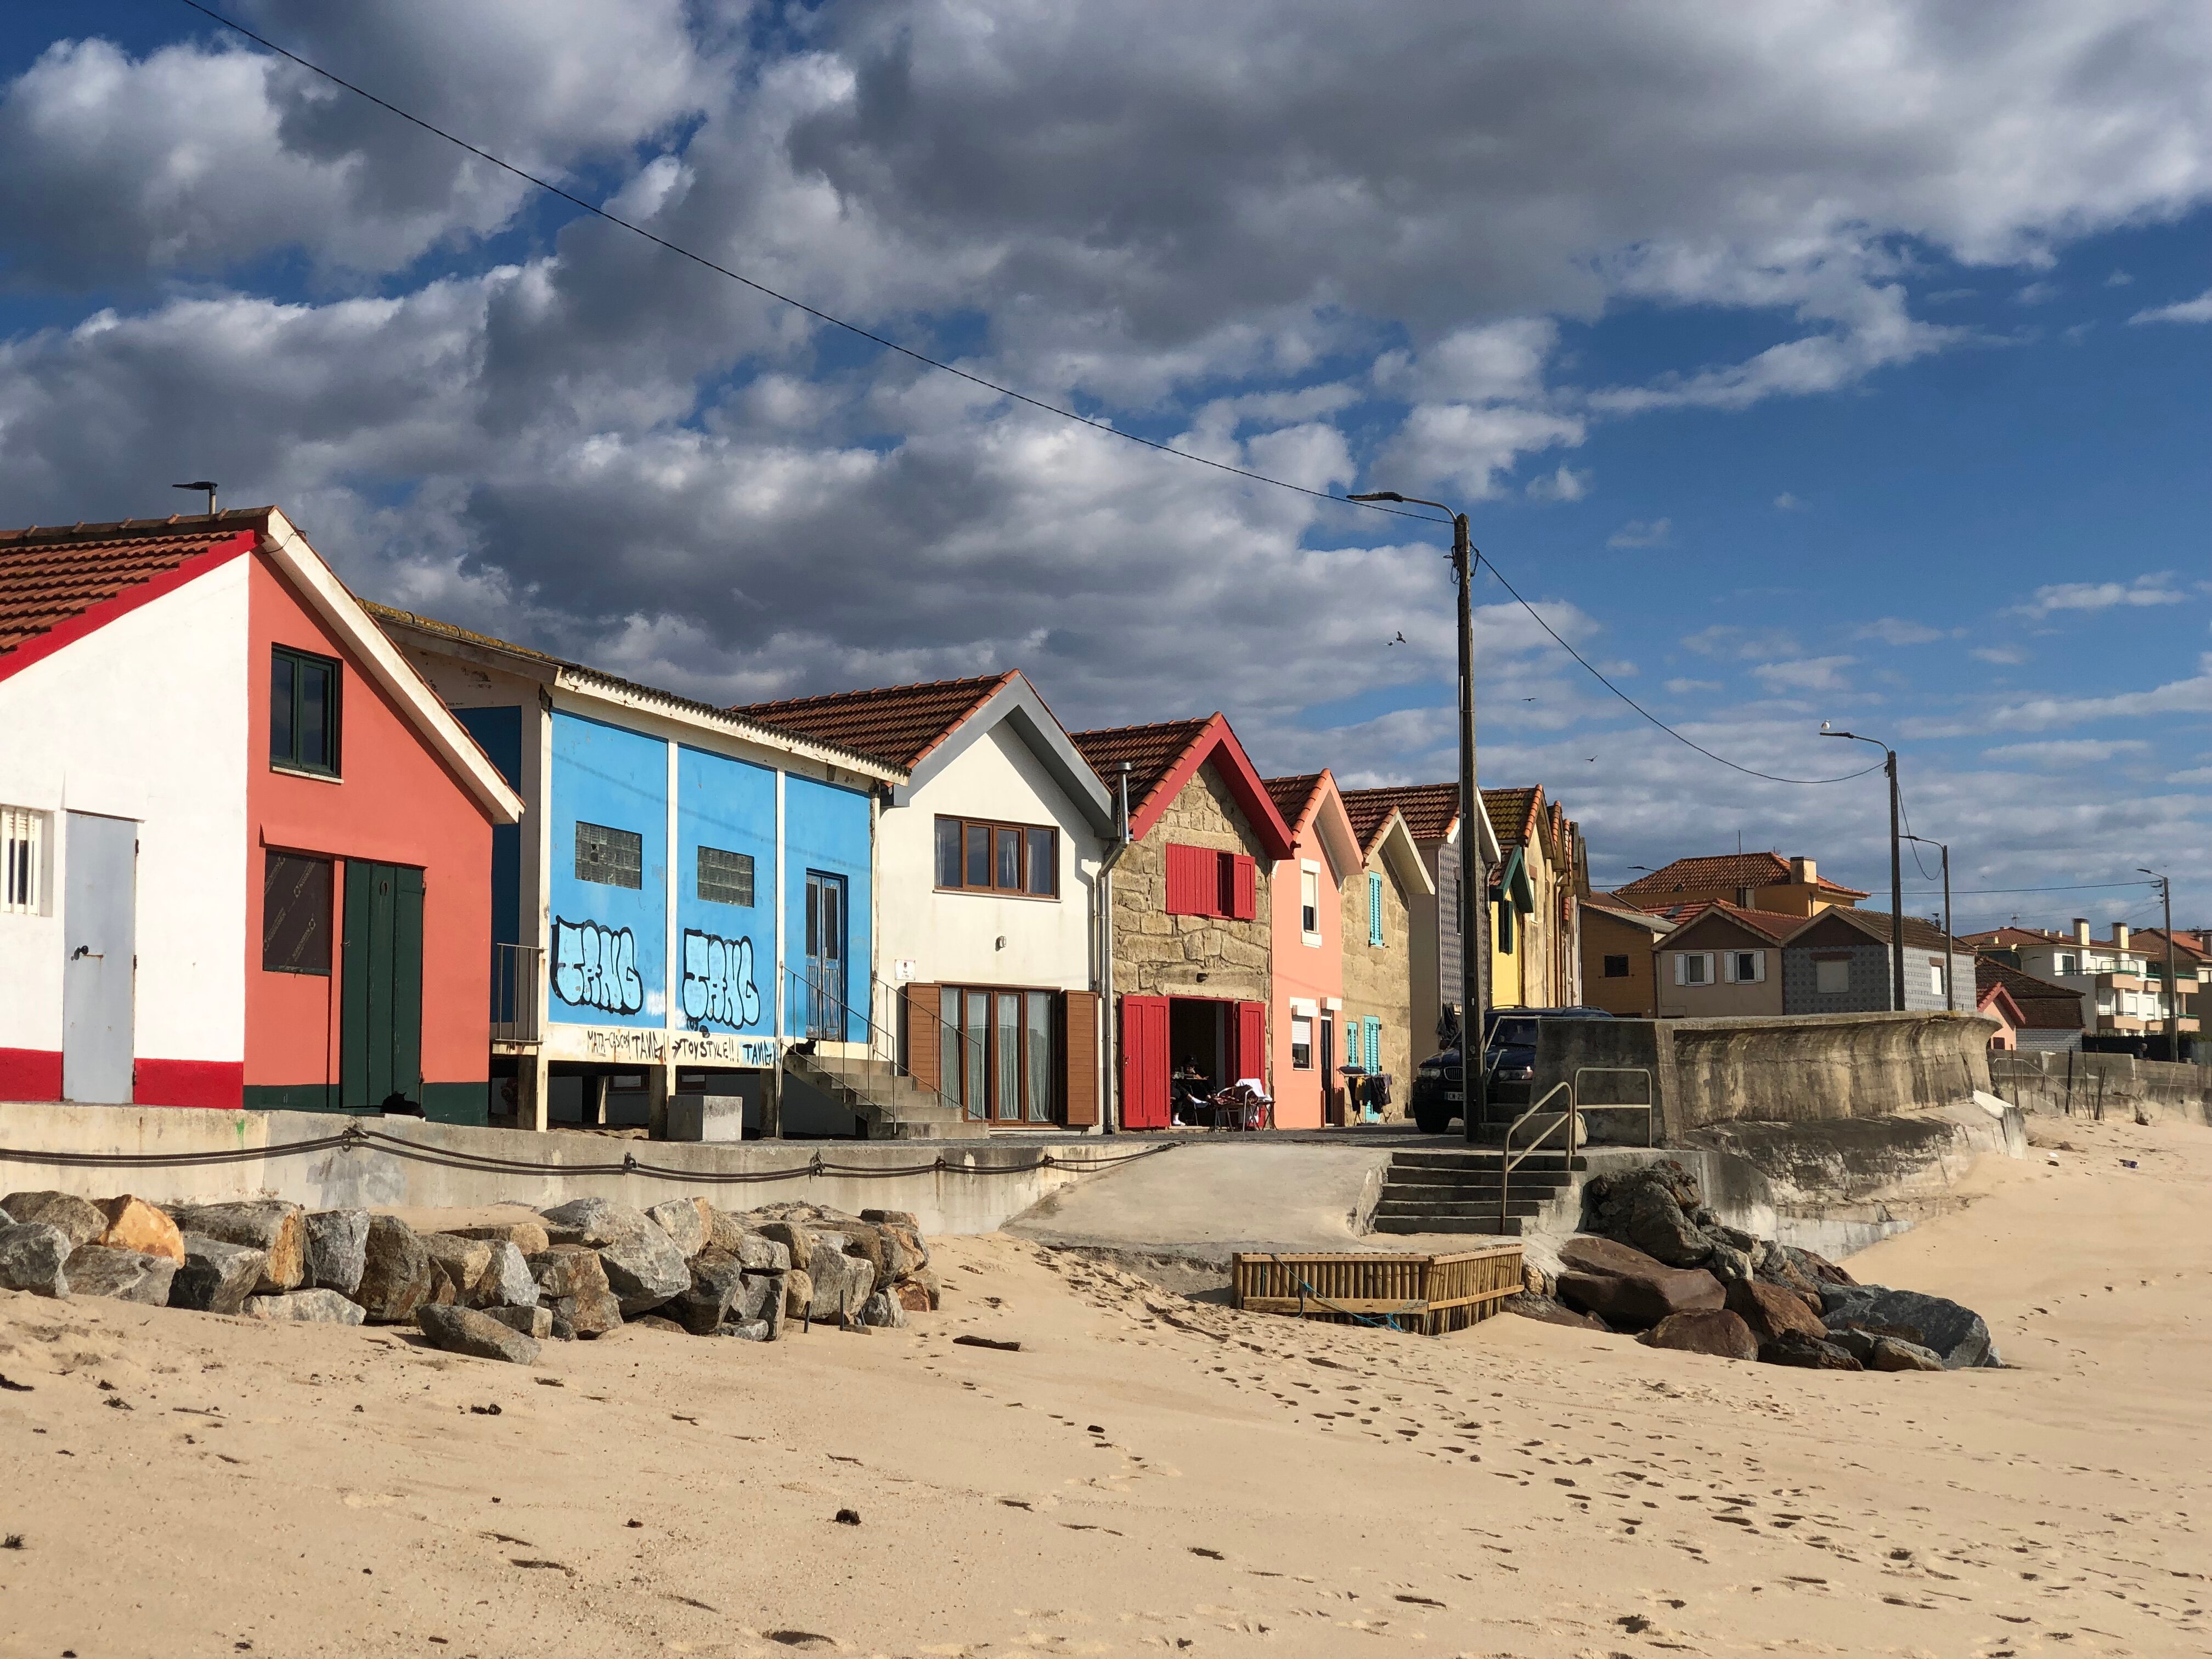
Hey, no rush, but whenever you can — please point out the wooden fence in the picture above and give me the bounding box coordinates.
[1230,1246,1523,1335]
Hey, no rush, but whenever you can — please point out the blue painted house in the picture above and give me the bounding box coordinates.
[370,605,898,1133]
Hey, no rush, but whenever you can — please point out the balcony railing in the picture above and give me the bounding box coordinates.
[490,943,544,1043]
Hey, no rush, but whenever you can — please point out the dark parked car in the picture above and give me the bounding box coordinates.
[1408,1007,1615,1134]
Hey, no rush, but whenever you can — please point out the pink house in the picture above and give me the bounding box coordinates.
[1262,772,1363,1130]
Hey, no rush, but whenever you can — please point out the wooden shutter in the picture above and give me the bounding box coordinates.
[1368,872,1385,944]
[1060,990,1099,1126]
[1235,1000,1266,1084]
[903,982,941,1085]
[1231,855,1258,921]
[1164,843,1204,916]
[1118,995,1170,1129]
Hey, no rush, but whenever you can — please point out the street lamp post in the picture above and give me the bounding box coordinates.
[1903,834,1953,1012]
[1348,490,1485,1136]
[1821,726,1904,1012]
[2139,867,2178,1060]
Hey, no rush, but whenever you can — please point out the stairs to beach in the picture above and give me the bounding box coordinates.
[781,1046,986,1140]
[1369,1147,1583,1237]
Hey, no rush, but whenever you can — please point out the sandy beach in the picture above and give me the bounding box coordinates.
[2,1111,2205,1659]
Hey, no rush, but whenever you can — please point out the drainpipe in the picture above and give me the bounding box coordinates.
[1095,762,1135,1133]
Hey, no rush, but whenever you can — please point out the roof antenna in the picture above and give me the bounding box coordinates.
[173,480,218,516]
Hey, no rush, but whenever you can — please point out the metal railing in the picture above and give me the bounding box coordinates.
[783,964,959,1127]
[1571,1066,1656,1147]
[490,943,543,1043]
[1496,1066,1657,1229]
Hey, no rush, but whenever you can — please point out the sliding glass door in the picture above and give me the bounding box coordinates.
[938,985,1058,1123]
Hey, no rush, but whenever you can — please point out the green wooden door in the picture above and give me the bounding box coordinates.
[342,862,424,1111]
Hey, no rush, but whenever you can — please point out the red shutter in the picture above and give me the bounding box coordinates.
[1231,854,1258,921]
[1234,1001,1267,1085]
[1119,995,1171,1129]
[1164,844,1201,916]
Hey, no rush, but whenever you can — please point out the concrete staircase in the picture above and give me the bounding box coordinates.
[1369,1147,1584,1237]
[781,1045,986,1141]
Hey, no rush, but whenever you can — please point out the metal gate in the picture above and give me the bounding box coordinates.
[61,811,137,1104]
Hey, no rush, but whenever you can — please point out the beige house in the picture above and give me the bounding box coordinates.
[1336,799,1435,1123]
[1581,893,1674,1017]
[1070,715,1296,1130]
[1653,902,1798,1018]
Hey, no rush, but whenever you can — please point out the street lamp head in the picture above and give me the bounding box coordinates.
[1345,490,1406,504]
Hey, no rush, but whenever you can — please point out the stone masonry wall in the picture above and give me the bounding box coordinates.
[1113,762,1271,1003]
[1339,849,1414,1118]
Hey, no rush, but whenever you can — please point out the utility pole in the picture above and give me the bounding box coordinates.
[1821,726,1905,1011]
[1904,834,1952,1012]
[2140,867,2177,1060]
[1348,490,1486,1135]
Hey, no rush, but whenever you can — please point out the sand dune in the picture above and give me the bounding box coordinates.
[2,1110,2205,1657]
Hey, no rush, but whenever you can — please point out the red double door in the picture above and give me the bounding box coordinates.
[1118,996,1263,1130]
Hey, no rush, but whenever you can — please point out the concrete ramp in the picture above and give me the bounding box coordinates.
[1003,1141,1396,1267]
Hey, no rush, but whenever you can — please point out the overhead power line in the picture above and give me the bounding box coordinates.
[177,0,1883,792]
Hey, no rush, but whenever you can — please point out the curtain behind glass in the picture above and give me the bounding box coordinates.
[1025,992,1053,1121]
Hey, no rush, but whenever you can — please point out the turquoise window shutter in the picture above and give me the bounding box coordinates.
[1367,872,1384,945]
[1363,1017,1382,1074]
[1347,1018,1364,1070]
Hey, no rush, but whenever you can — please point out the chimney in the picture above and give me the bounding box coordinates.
[1790,856,1816,884]
[2113,922,2130,952]
[2073,917,2090,946]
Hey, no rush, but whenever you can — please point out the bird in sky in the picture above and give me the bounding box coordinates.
[1389,631,1406,645]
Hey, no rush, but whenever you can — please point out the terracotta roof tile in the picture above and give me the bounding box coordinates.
[1340,792,1399,854]
[1262,772,1325,830]
[1482,785,1541,847]
[0,510,268,658]
[1339,782,1459,844]
[1797,907,1961,953]
[732,672,1016,770]
[1068,718,1213,805]
[1975,957,2087,1030]
[1615,851,1870,904]
[1666,900,1803,943]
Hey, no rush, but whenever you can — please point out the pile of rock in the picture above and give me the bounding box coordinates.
[0,1188,938,1367]
[1503,1160,1997,1373]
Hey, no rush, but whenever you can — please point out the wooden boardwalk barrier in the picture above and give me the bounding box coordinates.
[1230,1245,1523,1335]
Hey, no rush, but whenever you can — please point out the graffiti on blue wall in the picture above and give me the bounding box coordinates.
[681,928,761,1031]
[552,917,645,1015]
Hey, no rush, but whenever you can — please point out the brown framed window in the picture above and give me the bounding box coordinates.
[934,816,1059,898]
[938,984,1059,1121]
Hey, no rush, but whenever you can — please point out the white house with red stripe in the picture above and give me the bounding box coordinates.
[0,509,522,1118]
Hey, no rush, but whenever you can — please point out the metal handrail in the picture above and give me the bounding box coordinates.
[1570,1066,1657,1148]
[870,974,1041,1127]
[1499,1080,1576,1231]
[785,964,958,1128]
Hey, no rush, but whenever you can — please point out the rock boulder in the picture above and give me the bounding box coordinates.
[1639,1308,1758,1361]
[755,1220,812,1272]
[448,1220,551,1257]
[1869,1336,1946,1373]
[1555,1235,1724,1330]
[0,1191,105,1248]
[245,1289,365,1325]
[804,1249,876,1323]
[354,1216,436,1323]
[64,1243,177,1305]
[303,1210,370,1295]
[483,1305,554,1340]
[169,1235,265,1314]
[417,1303,542,1365]
[1821,1284,1998,1369]
[93,1196,185,1262]
[527,1245,622,1337]
[167,1201,305,1294]
[859,1290,906,1329]
[1758,1329,1864,1370]
[1724,1278,1830,1345]
[539,1198,647,1248]
[597,1224,690,1317]
[422,1234,495,1306]
[646,1198,711,1260]
[672,1250,747,1335]
[1502,1291,1606,1330]
[0,1222,74,1296]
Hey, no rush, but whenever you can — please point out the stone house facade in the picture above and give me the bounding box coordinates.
[1070,716,1296,1130]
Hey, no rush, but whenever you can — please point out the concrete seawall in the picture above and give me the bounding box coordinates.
[1990,1050,2210,1126]
[1535,1011,1997,1142]
[0,1102,1138,1236]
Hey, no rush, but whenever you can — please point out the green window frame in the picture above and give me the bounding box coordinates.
[269,645,341,777]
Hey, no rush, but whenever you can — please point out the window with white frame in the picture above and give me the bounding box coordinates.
[2,806,44,915]
[1929,961,1946,996]
[1290,1015,1313,1069]
[2056,952,2078,975]
[1814,957,1850,995]
[1674,951,1714,986]
[1300,864,1321,941]
[1723,950,1765,984]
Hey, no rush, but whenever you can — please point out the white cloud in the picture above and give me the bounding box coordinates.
[2129,287,2212,324]
[1526,464,1591,502]
[2015,280,2059,304]
[1987,656,2212,730]
[1607,517,1671,549]
[2014,573,2189,616]
[1750,655,1857,692]
[1855,617,1948,646]
[1665,677,1723,693]
[2104,269,2134,287]
[1971,644,2030,665]
[1982,738,2150,765]
[1773,491,1804,510]
[1681,624,1801,660]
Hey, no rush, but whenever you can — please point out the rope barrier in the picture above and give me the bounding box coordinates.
[0,1124,1181,1186]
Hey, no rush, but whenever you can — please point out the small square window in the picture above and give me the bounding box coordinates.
[3,805,47,915]
[269,646,341,776]
[1291,1015,1313,1069]
[697,845,754,907]
[262,851,332,974]
[1602,953,1630,978]
[1815,958,1850,995]
[576,821,643,889]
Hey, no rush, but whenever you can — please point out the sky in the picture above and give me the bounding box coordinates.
[1,0,2208,932]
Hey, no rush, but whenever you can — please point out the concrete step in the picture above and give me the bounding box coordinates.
[1374,1198,1548,1219]
[1391,1149,1583,1169]
[1381,1181,1568,1201]
[1371,1214,1525,1236]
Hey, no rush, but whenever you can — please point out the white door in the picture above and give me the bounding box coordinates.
[61,811,137,1104]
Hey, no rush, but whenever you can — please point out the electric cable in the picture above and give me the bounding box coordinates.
[170,0,1898,794]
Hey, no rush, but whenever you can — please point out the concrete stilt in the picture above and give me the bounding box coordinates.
[516,1051,551,1133]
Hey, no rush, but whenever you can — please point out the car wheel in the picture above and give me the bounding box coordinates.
[1413,1104,1453,1135]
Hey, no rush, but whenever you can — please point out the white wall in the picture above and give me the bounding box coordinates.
[0,561,249,1068]
[877,720,1103,991]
